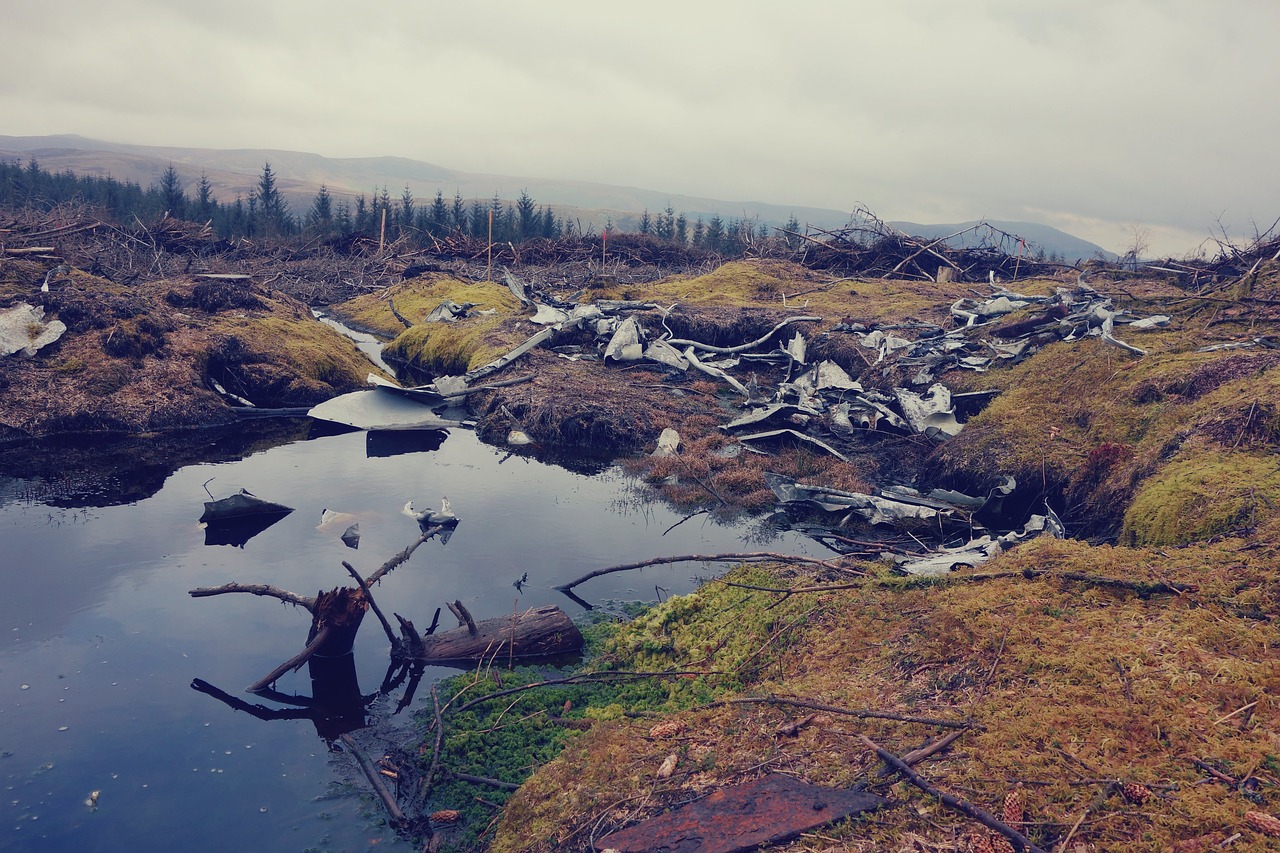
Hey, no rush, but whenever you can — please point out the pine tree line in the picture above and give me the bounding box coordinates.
[0,157,797,258]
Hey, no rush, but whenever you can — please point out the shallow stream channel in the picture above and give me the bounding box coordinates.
[0,418,821,851]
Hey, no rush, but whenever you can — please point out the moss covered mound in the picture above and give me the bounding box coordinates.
[329,274,526,379]
[0,266,377,440]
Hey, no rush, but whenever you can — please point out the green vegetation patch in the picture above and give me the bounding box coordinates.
[333,277,523,337]
[421,566,818,850]
[1122,449,1280,545]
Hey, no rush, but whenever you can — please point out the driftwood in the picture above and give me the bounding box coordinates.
[417,604,583,665]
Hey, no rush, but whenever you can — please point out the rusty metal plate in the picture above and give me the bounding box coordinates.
[597,773,886,853]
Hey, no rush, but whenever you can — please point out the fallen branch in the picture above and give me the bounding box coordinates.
[555,551,856,594]
[365,527,440,586]
[860,734,1049,853]
[450,771,520,791]
[343,560,398,647]
[341,733,409,829]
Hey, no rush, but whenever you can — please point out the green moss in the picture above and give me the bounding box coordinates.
[1122,450,1280,545]
[233,314,378,385]
[333,277,523,336]
[383,314,511,376]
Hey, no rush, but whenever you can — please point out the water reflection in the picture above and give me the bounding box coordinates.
[366,428,449,458]
[0,425,821,852]
[193,652,374,744]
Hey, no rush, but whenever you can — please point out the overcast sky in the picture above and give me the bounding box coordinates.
[3,0,1277,255]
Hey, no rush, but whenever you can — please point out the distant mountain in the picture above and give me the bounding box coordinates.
[0,135,1112,261]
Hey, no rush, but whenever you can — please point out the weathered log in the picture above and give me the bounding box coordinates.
[415,604,582,665]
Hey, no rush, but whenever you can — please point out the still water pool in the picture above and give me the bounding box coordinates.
[0,424,820,852]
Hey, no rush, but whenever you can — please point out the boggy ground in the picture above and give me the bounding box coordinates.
[324,260,1280,851]
[6,246,1280,850]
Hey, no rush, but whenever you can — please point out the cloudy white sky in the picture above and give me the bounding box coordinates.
[3,0,1277,255]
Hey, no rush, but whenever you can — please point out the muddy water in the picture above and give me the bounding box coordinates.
[0,425,820,852]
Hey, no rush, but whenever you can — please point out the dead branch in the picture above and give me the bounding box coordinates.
[343,560,398,647]
[365,527,441,586]
[445,599,478,635]
[449,771,520,791]
[554,551,858,594]
[188,582,316,611]
[340,733,409,829]
[246,625,334,693]
[861,735,1050,853]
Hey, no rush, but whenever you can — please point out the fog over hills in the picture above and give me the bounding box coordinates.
[0,134,1116,261]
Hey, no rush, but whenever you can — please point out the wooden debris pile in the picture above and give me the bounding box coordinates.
[782,205,1066,283]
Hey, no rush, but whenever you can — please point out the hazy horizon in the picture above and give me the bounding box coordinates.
[3,1,1277,257]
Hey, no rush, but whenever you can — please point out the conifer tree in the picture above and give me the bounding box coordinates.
[429,190,449,236]
[195,172,216,222]
[306,185,334,234]
[516,189,537,239]
[159,163,185,218]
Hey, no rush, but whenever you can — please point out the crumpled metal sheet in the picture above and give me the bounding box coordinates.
[722,403,822,433]
[894,383,963,438]
[652,427,680,457]
[598,773,886,853]
[424,300,476,323]
[737,429,851,463]
[783,331,807,364]
[765,473,940,523]
[528,303,569,325]
[896,506,1064,576]
[685,347,751,398]
[308,390,465,430]
[0,303,67,358]
[643,338,689,370]
[604,316,645,362]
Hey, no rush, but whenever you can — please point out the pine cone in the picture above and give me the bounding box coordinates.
[430,809,461,824]
[991,838,1015,853]
[1246,810,1280,837]
[1002,785,1025,824]
[961,829,995,853]
[1121,781,1153,804]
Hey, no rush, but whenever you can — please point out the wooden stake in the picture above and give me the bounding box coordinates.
[487,209,493,281]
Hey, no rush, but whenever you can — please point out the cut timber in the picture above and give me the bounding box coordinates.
[415,604,582,665]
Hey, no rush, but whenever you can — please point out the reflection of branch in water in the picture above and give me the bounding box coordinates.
[191,679,313,721]
[192,651,375,744]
